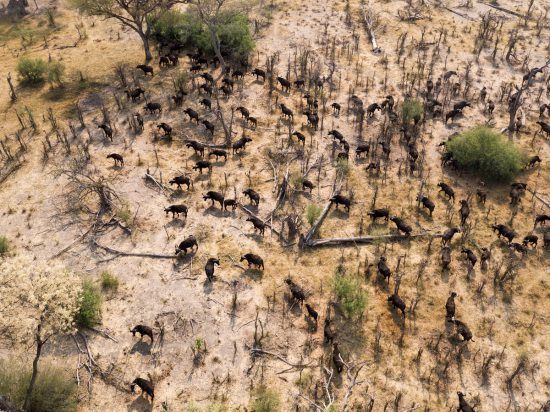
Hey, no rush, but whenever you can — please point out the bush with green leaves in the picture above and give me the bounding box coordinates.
[333,265,367,318]
[151,10,254,61]
[0,359,77,412]
[306,204,322,226]
[100,271,119,292]
[184,401,233,412]
[446,126,527,182]
[47,60,65,86]
[0,236,9,254]
[75,280,102,327]
[401,98,423,125]
[336,158,350,175]
[290,172,303,190]
[17,57,48,84]
[249,385,281,412]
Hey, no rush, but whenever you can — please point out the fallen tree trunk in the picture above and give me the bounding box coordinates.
[440,5,473,20]
[480,2,527,19]
[305,232,442,247]
[527,189,550,209]
[250,348,313,369]
[91,239,177,259]
[143,173,166,191]
[264,169,289,221]
[302,201,333,245]
[360,3,381,53]
[301,181,343,246]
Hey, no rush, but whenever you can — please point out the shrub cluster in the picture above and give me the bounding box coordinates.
[401,98,423,125]
[16,57,66,86]
[75,280,102,327]
[306,204,322,226]
[333,265,367,318]
[0,236,9,254]
[150,10,254,61]
[446,126,527,182]
[249,385,281,412]
[100,271,119,292]
[0,360,77,412]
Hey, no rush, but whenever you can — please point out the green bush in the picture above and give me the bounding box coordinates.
[75,280,102,328]
[0,236,9,254]
[116,206,132,226]
[151,10,254,61]
[100,271,119,292]
[336,158,350,175]
[446,126,527,182]
[184,401,232,412]
[0,359,77,412]
[47,60,65,86]
[290,172,303,190]
[249,385,281,412]
[17,57,48,84]
[306,204,322,226]
[333,265,367,318]
[174,71,190,92]
[401,98,423,125]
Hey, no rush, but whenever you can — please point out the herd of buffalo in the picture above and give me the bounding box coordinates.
[91,48,550,411]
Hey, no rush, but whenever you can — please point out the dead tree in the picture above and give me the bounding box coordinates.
[361,1,382,53]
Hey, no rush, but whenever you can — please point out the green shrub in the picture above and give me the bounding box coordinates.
[336,158,350,175]
[0,236,9,254]
[47,60,65,86]
[446,126,527,182]
[116,206,132,226]
[17,57,47,84]
[401,98,423,125]
[75,280,102,328]
[151,10,254,61]
[333,265,367,318]
[184,402,232,412]
[249,385,281,412]
[306,204,322,226]
[100,271,119,292]
[290,172,303,189]
[174,71,190,92]
[0,359,77,412]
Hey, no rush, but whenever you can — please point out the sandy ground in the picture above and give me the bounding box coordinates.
[0,0,549,411]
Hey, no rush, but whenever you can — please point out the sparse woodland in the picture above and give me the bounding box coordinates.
[0,0,549,411]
